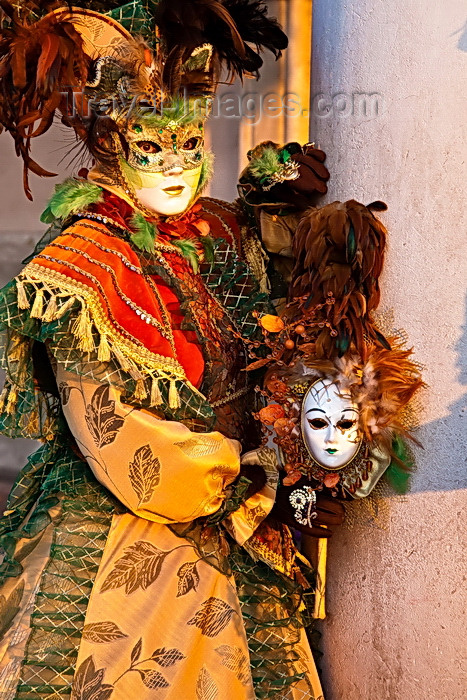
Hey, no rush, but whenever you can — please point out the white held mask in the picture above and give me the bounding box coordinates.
[301,378,361,469]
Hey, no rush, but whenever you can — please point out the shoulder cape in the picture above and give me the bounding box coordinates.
[0,197,271,441]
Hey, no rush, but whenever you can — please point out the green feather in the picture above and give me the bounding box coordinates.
[346,223,357,263]
[201,235,215,263]
[385,435,414,494]
[40,178,103,223]
[130,212,158,253]
[130,96,209,128]
[336,335,350,356]
[182,47,212,73]
[173,239,200,273]
[248,147,281,182]
[196,151,215,195]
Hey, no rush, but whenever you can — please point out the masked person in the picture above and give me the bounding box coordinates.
[0,2,333,698]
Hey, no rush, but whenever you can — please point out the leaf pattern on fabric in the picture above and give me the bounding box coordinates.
[85,384,125,449]
[187,597,236,637]
[176,561,200,597]
[174,436,223,458]
[131,638,143,664]
[82,621,128,643]
[15,532,43,563]
[0,580,24,641]
[150,647,186,667]
[136,669,169,689]
[211,464,238,482]
[256,446,279,487]
[0,658,21,696]
[100,541,169,595]
[58,381,72,406]
[256,447,278,470]
[245,504,267,530]
[215,644,252,685]
[71,655,114,700]
[128,445,161,506]
[196,666,219,700]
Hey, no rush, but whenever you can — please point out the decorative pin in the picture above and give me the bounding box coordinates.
[288,486,317,527]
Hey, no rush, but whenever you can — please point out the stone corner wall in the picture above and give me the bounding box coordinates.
[310,2,467,698]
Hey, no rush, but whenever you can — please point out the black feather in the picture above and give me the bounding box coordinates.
[224,0,288,59]
[367,200,388,211]
[374,329,392,350]
[156,0,287,85]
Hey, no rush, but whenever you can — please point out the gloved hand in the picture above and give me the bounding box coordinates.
[238,461,267,500]
[238,141,330,209]
[271,475,345,538]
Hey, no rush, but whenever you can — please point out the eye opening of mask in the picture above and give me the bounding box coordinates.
[182,137,201,151]
[136,140,162,154]
[308,417,328,430]
[336,418,356,431]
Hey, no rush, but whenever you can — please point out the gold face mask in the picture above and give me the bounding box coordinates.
[124,118,205,173]
[117,117,206,216]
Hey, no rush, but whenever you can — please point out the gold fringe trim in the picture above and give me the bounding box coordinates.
[244,536,295,579]
[150,377,163,406]
[98,333,111,362]
[5,388,18,414]
[42,294,58,323]
[8,335,28,363]
[134,378,148,401]
[30,289,44,319]
[16,280,30,309]
[56,296,77,319]
[112,345,132,372]
[72,305,94,352]
[27,409,40,436]
[14,265,206,410]
[168,379,181,409]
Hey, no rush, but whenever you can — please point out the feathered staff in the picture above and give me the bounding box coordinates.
[290,200,390,360]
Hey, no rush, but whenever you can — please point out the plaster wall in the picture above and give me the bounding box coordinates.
[310,2,467,698]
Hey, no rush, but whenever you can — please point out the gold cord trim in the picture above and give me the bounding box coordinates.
[16,264,208,407]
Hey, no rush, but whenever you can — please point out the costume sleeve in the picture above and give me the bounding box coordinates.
[226,447,279,545]
[56,363,241,524]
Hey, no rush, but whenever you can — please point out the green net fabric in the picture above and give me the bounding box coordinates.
[0,443,118,699]
[201,237,271,339]
[106,0,161,41]
[230,545,319,699]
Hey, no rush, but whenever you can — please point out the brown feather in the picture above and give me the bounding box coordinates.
[36,31,60,86]
[0,9,90,197]
[290,200,387,358]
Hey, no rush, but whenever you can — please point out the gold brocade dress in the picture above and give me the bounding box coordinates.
[0,194,324,700]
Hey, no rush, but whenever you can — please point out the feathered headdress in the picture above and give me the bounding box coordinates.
[0,0,288,197]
